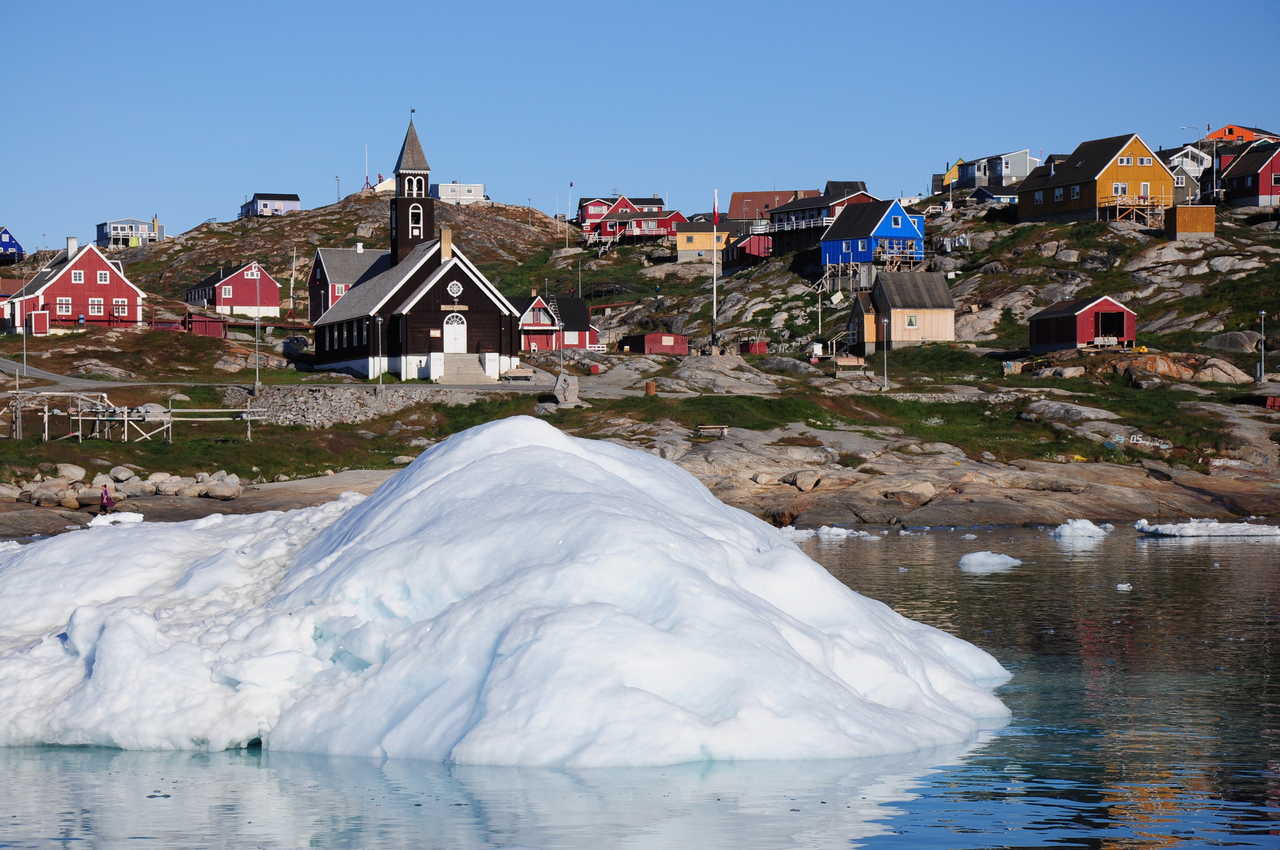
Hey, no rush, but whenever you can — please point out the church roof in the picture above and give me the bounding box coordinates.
[314,240,439,326]
[395,120,431,173]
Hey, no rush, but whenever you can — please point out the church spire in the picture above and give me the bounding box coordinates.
[395,113,430,174]
[389,113,435,265]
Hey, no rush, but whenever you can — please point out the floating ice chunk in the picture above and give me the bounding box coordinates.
[1135,518,1280,538]
[960,534,978,541]
[0,417,1010,767]
[87,512,146,527]
[776,526,815,540]
[1051,519,1112,539]
[1116,583,1133,592]
[958,551,1022,574]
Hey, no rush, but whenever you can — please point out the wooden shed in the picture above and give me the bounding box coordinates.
[1028,296,1136,354]
[619,332,688,355]
[185,313,228,338]
[1164,205,1215,240]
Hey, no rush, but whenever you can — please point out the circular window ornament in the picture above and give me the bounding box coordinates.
[446,281,463,299]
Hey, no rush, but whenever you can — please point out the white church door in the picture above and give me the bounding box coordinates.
[443,312,467,353]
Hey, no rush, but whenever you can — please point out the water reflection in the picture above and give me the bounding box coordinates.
[0,742,981,849]
[2,527,1277,848]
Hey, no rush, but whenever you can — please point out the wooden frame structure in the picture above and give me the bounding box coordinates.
[3,391,259,443]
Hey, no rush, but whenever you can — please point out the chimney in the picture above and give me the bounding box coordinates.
[440,226,453,260]
[531,287,537,297]
[66,236,78,258]
[355,241,364,254]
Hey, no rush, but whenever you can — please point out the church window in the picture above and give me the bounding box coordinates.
[409,204,424,238]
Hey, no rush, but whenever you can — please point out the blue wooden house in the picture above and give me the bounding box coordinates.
[819,200,925,266]
[0,226,25,266]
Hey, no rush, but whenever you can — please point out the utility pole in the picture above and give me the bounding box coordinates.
[881,319,889,390]
[1261,310,1268,381]
[335,176,341,202]
[254,268,262,395]
[288,246,297,317]
[577,257,582,299]
[711,188,719,349]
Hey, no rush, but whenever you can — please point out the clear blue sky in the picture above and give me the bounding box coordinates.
[5,0,1277,250]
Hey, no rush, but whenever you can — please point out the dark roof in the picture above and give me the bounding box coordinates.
[510,294,592,331]
[819,200,896,241]
[674,220,748,235]
[315,240,438,326]
[395,120,430,173]
[250,193,300,202]
[316,247,392,287]
[194,264,252,288]
[601,210,678,221]
[10,249,74,300]
[974,184,1020,199]
[875,272,954,310]
[576,196,662,209]
[1220,141,1280,179]
[1029,295,1134,321]
[1018,134,1139,193]
[823,180,869,198]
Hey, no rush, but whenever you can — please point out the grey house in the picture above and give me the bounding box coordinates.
[95,216,165,250]
[957,149,1041,188]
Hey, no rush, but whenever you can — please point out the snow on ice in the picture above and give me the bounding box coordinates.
[0,417,1010,767]
[1135,518,1280,538]
[957,552,1022,574]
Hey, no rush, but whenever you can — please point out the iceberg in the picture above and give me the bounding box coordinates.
[0,417,1009,767]
[1135,518,1280,538]
[957,551,1022,574]
[1051,519,1112,539]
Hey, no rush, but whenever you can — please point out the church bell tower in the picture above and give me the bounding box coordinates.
[389,116,435,265]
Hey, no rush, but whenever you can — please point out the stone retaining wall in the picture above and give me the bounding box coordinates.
[223,385,484,428]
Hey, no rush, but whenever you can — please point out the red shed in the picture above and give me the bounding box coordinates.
[1028,296,1136,354]
[619,332,688,355]
[6,237,145,331]
[185,313,228,338]
[739,339,768,355]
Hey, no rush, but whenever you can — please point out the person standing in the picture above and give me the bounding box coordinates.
[99,484,115,515]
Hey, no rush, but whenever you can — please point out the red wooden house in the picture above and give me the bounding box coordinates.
[575,195,665,237]
[512,293,600,351]
[1219,140,1280,207]
[594,209,687,243]
[185,261,282,318]
[4,238,145,333]
[1028,296,1136,354]
[619,332,688,355]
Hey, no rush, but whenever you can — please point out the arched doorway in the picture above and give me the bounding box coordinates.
[443,312,467,353]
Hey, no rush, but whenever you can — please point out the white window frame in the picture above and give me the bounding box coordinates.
[1117,156,1132,166]
[1112,183,1128,197]
[1175,176,1185,187]
[97,270,109,284]
[1053,187,1064,202]
[1070,185,1081,200]
[1139,157,1152,166]
[88,298,104,316]
[244,265,260,279]
[55,297,72,316]
[905,315,919,328]
[71,270,84,284]
[891,216,902,228]
[857,239,868,251]
[335,284,347,297]
[1272,174,1280,187]
[222,285,234,298]
[112,298,128,317]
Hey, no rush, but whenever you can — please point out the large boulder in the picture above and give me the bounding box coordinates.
[109,465,135,483]
[120,479,157,498]
[0,483,21,502]
[1192,358,1253,385]
[1204,331,1263,354]
[55,463,86,483]
[202,481,241,500]
[1021,400,1121,425]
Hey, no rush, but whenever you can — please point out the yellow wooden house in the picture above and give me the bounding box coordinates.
[674,221,745,263]
[1017,133,1174,225]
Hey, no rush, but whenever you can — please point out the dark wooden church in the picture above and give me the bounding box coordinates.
[312,120,521,381]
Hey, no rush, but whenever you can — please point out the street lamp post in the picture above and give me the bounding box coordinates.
[253,269,262,395]
[1261,310,1268,381]
[881,318,889,390]
[375,316,384,389]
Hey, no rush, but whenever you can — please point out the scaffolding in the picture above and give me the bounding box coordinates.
[1098,193,1170,228]
[3,391,259,443]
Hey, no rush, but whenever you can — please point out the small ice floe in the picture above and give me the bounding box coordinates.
[777,526,816,540]
[1116,583,1133,592]
[1051,519,1113,540]
[960,533,978,541]
[778,526,873,540]
[958,551,1022,574]
[1134,518,1280,538]
[87,512,146,528]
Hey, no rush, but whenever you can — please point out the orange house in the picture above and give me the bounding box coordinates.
[1017,133,1174,225]
[1205,124,1280,144]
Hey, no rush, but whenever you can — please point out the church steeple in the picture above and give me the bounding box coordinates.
[389,114,435,264]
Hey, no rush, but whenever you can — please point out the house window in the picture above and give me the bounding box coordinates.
[1117,156,1132,166]
[1070,185,1081,200]
[1113,183,1128,197]
[97,271,109,284]
[842,240,851,251]
[335,284,347,296]
[72,270,84,284]
[905,315,919,328]
[1175,176,1186,187]
[1272,174,1280,187]
[244,266,259,279]
[112,298,128,317]
[56,297,72,315]
[685,236,693,244]
[1033,191,1044,205]
[88,298,104,316]
[1246,175,1255,187]
[564,331,579,345]
[222,285,234,298]
[1139,157,1152,166]
[857,239,867,251]
[891,216,902,227]
[1053,187,1064,201]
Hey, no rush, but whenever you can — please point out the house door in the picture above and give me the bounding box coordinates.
[1140,182,1150,199]
[443,312,467,353]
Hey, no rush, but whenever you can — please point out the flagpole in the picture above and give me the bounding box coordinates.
[712,188,718,350]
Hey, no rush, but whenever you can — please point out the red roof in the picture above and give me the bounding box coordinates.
[728,190,819,220]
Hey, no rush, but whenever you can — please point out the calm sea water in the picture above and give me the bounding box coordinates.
[1,527,1277,849]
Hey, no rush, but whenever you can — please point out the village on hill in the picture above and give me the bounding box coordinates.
[0,119,1276,532]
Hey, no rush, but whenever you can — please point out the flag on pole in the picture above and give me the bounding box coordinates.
[713,189,719,225]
